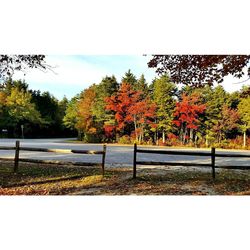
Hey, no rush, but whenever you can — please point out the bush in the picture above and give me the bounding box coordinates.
[197,136,250,150]
[118,135,131,144]
[226,136,250,150]
[83,133,101,143]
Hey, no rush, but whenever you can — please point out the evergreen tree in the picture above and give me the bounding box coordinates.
[91,76,119,141]
[92,75,119,123]
[63,95,79,131]
[134,74,149,96]
[238,97,250,147]
[1,78,28,94]
[202,85,230,145]
[121,69,137,86]
[152,75,177,143]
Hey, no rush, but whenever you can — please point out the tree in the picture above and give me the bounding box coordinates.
[63,95,79,131]
[0,91,7,107]
[126,95,156,143]
[152,75,177,143]
[211,105,240,144]
[195,85,230,146]
[148,55,250,87]
[0,55,48,81]
[105,83,136,135]
[240,85,250,98]
[76,85,99,142]
[134,74,149,96]
[31,91,60,126]
[57,96,69,126]
[29,90,73,138]
[5,87,43,136]
[92,75,119,123]
[173,93,206,144]
[92,75,119,141]
[0,91,8,129]
[121,69,137,86]
[0,80,74,138]
[0,78,28,94]
[105,82,156,143]
[238,97,250,147]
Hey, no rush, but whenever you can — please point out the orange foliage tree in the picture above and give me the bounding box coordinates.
[76,86,97,140]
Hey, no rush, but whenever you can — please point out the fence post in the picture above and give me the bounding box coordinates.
[14,140,20,173]
[211,147,216,179]
[102,144,106,177]
[133,143,137,179]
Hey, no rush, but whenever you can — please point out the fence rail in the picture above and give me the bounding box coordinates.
[0,141,107,176]
[136,149,211,156]
[133,143,250,179]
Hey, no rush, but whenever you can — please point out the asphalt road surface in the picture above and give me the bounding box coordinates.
[0,138,250,168]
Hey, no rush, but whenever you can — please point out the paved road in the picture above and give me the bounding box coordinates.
[0,138,250,167]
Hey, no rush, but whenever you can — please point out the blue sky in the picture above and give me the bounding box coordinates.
[12,55,250,100]
[12,55,157,100]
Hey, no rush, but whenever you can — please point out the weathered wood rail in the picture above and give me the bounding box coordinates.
[0,141,107,176]
[133,143,250,179]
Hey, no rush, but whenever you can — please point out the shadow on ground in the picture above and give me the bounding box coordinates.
[1,161,250,195]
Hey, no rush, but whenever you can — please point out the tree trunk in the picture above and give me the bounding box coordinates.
[162,130,165,144]
[78,130,82,140]
[243,131,246,148]
[179,124,183,143]
[138,127,142,144]
[156,128,159,146]
[218,131,222,144]
[205,134,209,147]
[189,129,193,144]
[194,134,198,147]
[141,127,144,142]
[183,127,187,144]
[134,116,138,142]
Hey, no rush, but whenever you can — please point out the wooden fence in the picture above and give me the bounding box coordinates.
[133,143,250,179]
[0,141,107,176]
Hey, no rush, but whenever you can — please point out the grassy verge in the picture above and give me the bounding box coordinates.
[1,161,250,195]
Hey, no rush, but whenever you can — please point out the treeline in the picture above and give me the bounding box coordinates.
[0,78,76,138]
[63,70,250,149]
[1,71,250,149]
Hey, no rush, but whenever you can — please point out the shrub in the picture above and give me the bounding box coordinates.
[118,135,131,144]
[83,133,101,143]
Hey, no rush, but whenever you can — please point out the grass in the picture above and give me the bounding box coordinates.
[1,160,250,195]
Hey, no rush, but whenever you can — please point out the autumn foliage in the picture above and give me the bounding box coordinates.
[105,83,156,142]
[59,70,250,148]
[76,86,96,134]
[173,93,206,144]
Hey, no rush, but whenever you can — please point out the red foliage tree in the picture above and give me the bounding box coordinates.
[105,83,136,132]
[105,82,156,142]
[104,124,116,139]
[173,93,206,144]
[148,55,250,87]
[126,93,156,142]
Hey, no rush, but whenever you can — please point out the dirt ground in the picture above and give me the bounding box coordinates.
[1,160,250,195]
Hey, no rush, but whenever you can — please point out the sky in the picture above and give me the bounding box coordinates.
[12,55,157,100]
[12,55,250,100]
